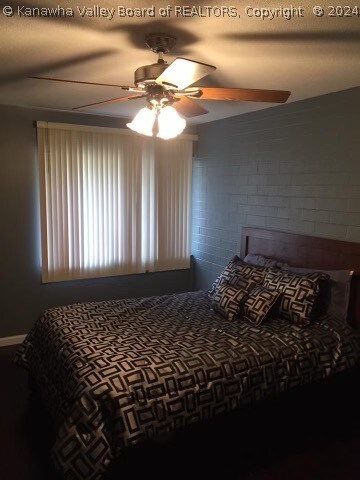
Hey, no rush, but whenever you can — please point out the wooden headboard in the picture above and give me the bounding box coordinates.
[241,227,360,327]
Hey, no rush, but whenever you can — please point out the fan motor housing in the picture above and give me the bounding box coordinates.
[134,63,169,86]
[145,33,176,54]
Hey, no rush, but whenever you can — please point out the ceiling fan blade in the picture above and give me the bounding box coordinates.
[28,76,143,91]
[173,96,208,118]
[73,94,147,110]
[156,58,216,90]
[194,87,290,103]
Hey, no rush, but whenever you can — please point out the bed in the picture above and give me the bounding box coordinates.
[15,228,360,480]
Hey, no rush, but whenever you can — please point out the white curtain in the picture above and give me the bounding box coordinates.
[37,122,193,282]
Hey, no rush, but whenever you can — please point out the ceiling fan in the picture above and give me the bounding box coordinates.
[29,33,291,138]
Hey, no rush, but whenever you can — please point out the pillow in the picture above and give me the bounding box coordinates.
[209,257,270,300]
[282,266,353,320]
[244,253,289,270]
[208,255,242,298]
[241,285,281,326]
[232,260,270,285]
[211,283,248,321]
[263,270,329,326]
[225,271,258,292]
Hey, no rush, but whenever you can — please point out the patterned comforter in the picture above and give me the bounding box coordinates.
[15,290,360,480]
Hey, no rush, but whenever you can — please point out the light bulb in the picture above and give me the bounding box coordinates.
[127,107,156,136]
[157,106,186,140]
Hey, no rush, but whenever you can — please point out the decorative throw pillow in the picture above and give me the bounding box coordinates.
[208,257,270,300]
[225,271,257,292]
[282,266,353,321]
[211,283,248,321]
[263,271,329,326]
[232,260,269,285]
[242,285,281,325]
[208,255,243,298]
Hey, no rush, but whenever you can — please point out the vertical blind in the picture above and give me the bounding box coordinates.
[37,122,194,282]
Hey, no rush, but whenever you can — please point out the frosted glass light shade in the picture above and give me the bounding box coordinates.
[127,107,156,136]
[157,106,186,140]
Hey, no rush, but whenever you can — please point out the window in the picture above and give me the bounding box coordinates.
[37,122,194,282]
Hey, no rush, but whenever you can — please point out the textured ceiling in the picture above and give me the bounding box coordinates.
[0,0,359,123]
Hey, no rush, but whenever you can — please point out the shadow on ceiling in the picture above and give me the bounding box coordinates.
[108,20,200,55]
[0,50,118,84]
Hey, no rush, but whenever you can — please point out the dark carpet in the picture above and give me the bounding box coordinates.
[1,344,360,480]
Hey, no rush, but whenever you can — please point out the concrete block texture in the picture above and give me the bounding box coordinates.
[191,88,360,289]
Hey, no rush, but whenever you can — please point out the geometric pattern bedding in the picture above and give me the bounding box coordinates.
[242,285,280,325]
[211,283,248,320]
[264,270,328,325]
[14,290,360,480]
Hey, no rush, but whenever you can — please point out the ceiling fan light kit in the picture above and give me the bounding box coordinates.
[157,106,186,139]
[127,104,186,140]
[126,107,156,137]
[29,33,291,140]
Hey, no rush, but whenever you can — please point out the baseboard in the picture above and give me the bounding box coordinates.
[0,334,26,348]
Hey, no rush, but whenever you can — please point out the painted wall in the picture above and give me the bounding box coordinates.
[191,87,360,289]
[0,105,193,337]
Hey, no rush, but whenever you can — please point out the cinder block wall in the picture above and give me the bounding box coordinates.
[191,87,360,289]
